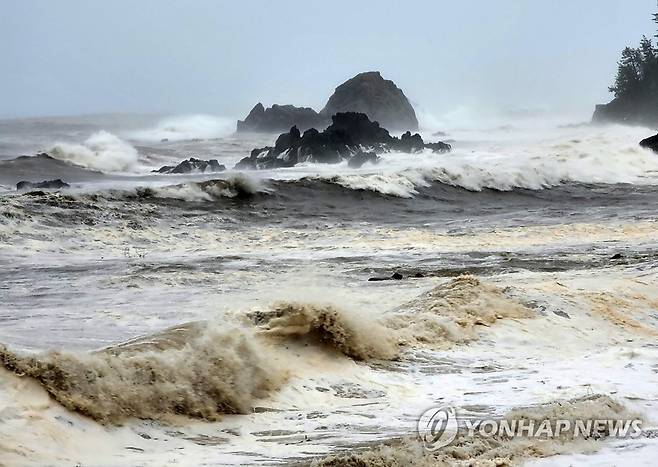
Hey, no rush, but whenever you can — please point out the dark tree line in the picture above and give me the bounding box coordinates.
[609,10,658,99]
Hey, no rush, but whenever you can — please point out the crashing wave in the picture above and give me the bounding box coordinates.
[0,301,397,424]
[311,394,638,467]
[255,302,399,361]
[386,276,532,347]
[292,126,658,197]
[50,131,141,173]
[0,323,279,424]
[0,278,541,425]
[149,175,269,201]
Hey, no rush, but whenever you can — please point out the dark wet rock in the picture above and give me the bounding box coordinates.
[397,131,425,153]
[610,253,624,260]
[321,71,418,131]
[368,271,404,282]
[236,103,326,133]
[274,125,302,152]
[553,310,571,319]
[348,151,380,168]
[593,95,658,127]
[16,179,70,190]
[154,158,226,174]
[235,112,451,170]
[640,134,658,153]
[424,141,452,153]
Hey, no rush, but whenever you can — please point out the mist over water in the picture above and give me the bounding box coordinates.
[3,2,658,466]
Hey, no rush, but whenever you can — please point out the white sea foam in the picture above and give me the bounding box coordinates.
[150,174,268,201]
[50,131,140,173]
[299,124,658,196]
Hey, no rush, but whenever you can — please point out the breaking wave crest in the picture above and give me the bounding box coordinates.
[0,323,279,424]
[310,155,658,198]
[312,395,637,467]
[386,276,532,347]
[298,129,658,197]
[50,131,141,173]
[149,175,269,201]
[256,302,399,361]
[0,300,398,424]
[2,175,268,208]
[0,279,540,425]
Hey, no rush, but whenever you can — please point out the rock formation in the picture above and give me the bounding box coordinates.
[236,103,325,133]
[154,158,226,174]
[320,71,418,131]
[592,97,658,127]
[234,112,450,170]
[236,71,419,133]
[640,133,658,153]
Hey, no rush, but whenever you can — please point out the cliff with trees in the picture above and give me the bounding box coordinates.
[593,9,658,127]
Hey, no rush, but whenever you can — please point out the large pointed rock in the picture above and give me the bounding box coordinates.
[236,103,325,133]
[320,72,418,131]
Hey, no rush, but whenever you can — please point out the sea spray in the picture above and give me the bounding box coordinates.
[50,131,140,172]
[257,302,399,361]
[0,279,534,425]
[128,115,235,142]
[0,324,280,424]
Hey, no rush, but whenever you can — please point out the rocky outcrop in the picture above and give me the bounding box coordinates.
[640,133,658,153]
[154,158,226,174]
[593,95,658,127]
[424,141,452,153]
[16,179,70,190]
[348,151,380,168]
[236,71,419,133]
[321,72,418,131]
[234,112,450,170]
[236,103,326,133]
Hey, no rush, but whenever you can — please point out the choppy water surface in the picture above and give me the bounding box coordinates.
[1,114,658,466]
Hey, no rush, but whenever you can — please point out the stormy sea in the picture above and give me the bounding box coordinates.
[1,112,658,466]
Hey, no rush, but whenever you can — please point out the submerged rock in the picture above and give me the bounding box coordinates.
[640,133,658,153]
[424,141,452,153]
[16,179,70,190]
[154,158,226,174]
[236,103,326,133]
[348,151,380,168]
[321,71,419,131]
[368,271,405,282]
[235,112,450,170]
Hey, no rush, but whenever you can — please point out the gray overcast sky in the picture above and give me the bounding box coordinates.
[1,0,656,119]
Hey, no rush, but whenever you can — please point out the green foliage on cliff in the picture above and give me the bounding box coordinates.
[609,13,658,100]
